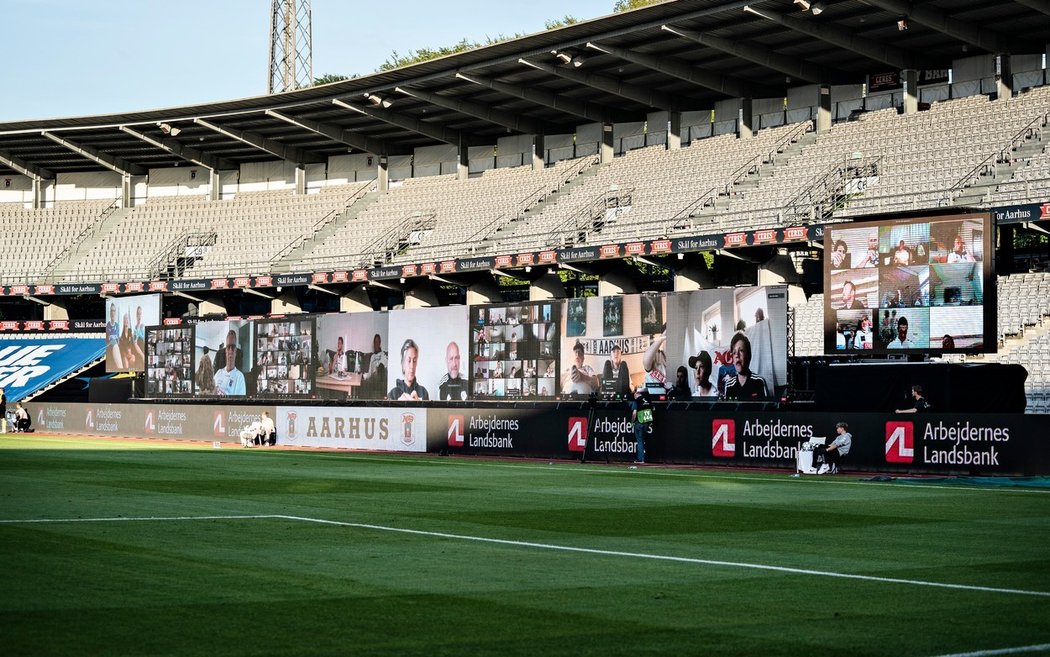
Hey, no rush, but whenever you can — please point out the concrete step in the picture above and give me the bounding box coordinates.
[52,207,133,277]
[273,191,381,272]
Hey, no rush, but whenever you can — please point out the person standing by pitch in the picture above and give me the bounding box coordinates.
[630,385,653,464]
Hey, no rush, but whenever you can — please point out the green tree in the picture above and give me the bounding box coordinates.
[614,0,666,11]
[379,39,484,71]
[376,16,575,72]
[545,15,579,29]
[313,73,352,85]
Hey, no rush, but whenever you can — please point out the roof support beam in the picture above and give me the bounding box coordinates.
[41,132,147,177]
[331,98,467,147]
[585,41,779,99]
[454,72,619,124]
[1012,0,1050,17]
[0,149,54,181]
[661,24,837,84]
[518,57,681,111]
[119,126,235,171]
[863,0,1032,53]
[393,86,546,135]
[739,6,922,70]
[264,110,390,155]
[193,118,321,165]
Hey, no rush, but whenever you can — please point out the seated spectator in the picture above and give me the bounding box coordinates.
[816,422,852,474]
[14,402,31,433]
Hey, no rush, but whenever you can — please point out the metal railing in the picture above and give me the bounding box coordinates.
[358,209,438,267]
[268,179,377,264]
[666,123,815,233]
[147,232,218,280]
[780,155,881,225]
[940,109,1050,204]
[464,154,600,251]
[546,186,635,247]
[37,199,121,282]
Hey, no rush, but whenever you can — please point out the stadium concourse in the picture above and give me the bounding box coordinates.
[1,0,1050,474]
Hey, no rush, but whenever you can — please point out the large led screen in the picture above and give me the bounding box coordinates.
[661,287,788,401]
[145,326,194,397]
[193,319,253,397]
[825,213,994,354]
[556,287,787,400]
[315,311,389,400]
[105,294,162,372]
[254,317,315,398]
[386,306,470,401]
[558,293,664,399]
[470,301,559,399]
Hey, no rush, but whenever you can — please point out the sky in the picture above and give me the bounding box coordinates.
[2,0,621,123]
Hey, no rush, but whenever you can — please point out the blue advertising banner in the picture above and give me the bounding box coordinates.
[0,338,105,402]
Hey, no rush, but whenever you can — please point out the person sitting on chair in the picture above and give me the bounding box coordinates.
[817,422,851,474]
[260,411,276,446]
[14,402,31,433]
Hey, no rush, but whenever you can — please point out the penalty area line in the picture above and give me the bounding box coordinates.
[927,643,1050,657]
[274,514,1050,599]
[0,514,282,524]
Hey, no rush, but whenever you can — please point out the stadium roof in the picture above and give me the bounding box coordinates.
[2,0,1049,178]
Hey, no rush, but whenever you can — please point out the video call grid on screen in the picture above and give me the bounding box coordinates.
[145,326,195,397]
[254,317,316,398]
[824,213,994,354]
[470,301,559,400]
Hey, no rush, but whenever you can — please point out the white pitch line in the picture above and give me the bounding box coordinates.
[272,514,1050,599]
[928,643,1050,657]
[6,512,1050,600]
[0,514,279,524]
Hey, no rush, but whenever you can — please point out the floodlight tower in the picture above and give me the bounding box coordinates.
[268,0,313,93]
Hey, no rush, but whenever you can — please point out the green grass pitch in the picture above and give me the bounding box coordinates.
[2,434,1049,657]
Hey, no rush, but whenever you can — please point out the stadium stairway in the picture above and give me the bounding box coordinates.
[692,127,819,221]
[271,190,382,273]
[951,115,1050,206]
[481,158,602,251]
[734,130,818,193]
[42,205,131,283]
